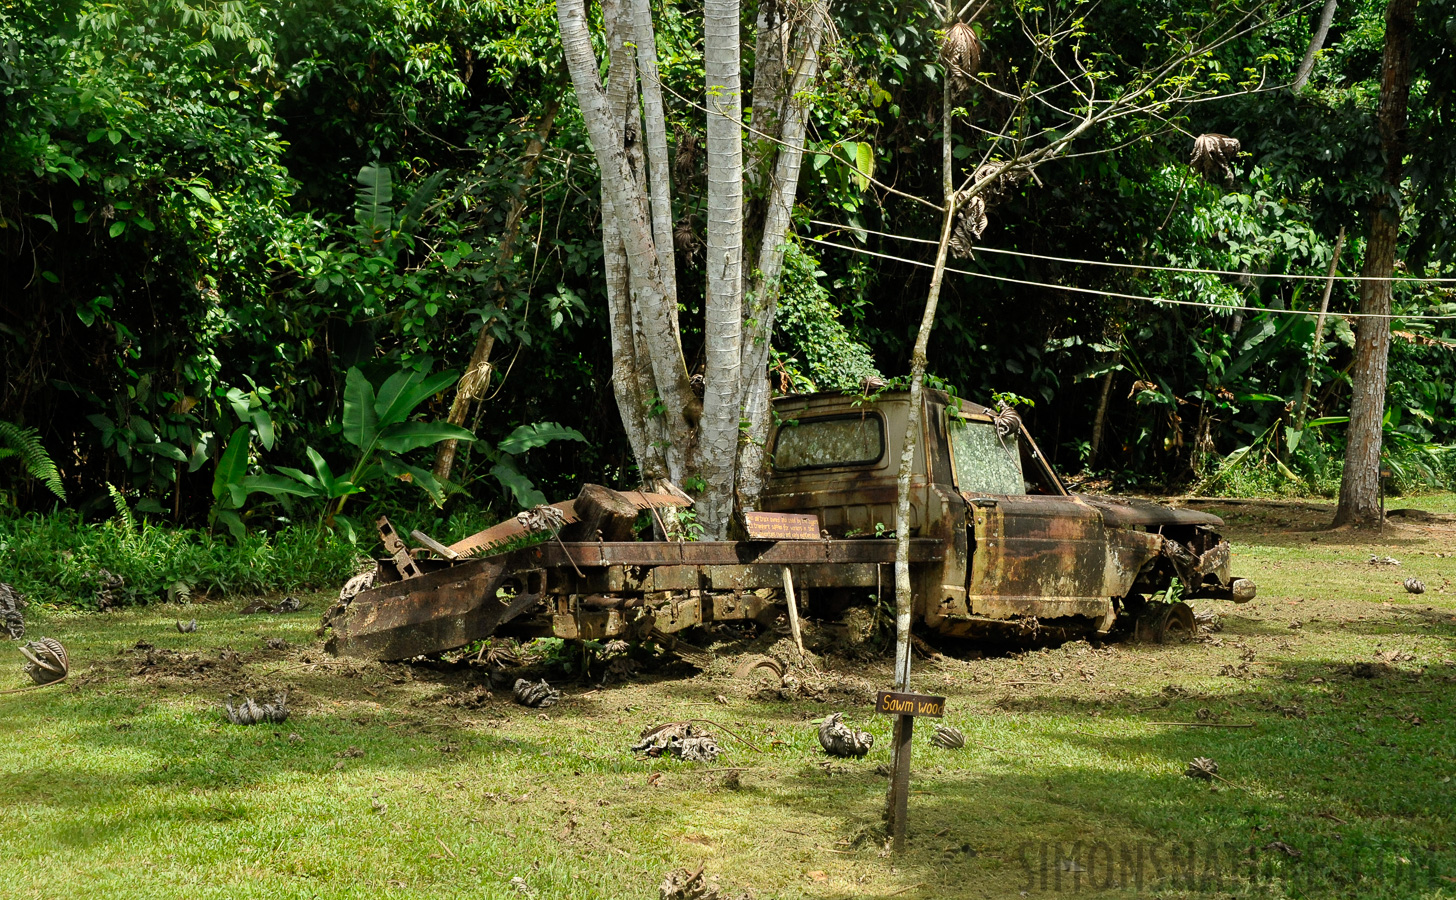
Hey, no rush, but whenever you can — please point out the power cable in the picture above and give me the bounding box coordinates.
[800,235,1456,321]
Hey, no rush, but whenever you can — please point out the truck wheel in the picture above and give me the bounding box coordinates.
[732,655,785,679]
[1159,602,1196,642]
[1133,601,1196,643]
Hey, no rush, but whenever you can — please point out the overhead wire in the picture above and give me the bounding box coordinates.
[806,219,1456,285]
[799,235,1456,322]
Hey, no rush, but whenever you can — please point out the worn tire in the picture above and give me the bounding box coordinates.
[1132,599,1195,643]
[1158,602,1196,643]
[732,655,785,680]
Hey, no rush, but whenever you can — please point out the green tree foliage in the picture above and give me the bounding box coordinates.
[1,0,1454,528]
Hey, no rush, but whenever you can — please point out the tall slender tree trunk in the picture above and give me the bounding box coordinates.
[1292,0,1339,92]
[697,0,746,537]
[433,99,561,484]
[1333,0,1414,528]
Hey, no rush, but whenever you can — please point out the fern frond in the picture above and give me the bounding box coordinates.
[0,421,65,501]
[106,483,138,534]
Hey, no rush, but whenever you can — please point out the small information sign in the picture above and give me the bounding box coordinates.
[743,511,821,541]
[875,691,947,718]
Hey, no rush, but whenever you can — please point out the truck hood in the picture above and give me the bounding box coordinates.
[1078,495,1224,529]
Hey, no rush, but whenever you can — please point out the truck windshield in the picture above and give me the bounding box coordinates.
[774,415,884,470]
[950,419,1024,495]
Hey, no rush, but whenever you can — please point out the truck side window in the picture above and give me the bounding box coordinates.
[773,415,884,470]
[949,419,1024,495]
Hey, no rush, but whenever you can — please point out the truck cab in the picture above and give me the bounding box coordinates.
[763,389,1254,638]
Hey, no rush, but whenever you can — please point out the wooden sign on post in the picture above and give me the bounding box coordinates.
[875,691,946,718]
[876,691,948,850]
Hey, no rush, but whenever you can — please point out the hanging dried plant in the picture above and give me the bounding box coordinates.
[673,215,701,262]
[949,195,988,258]
[673,130,700,186]
[940,21,982,99]
[1190,134,1241,187]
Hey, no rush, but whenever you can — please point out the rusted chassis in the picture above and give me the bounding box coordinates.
[325,525,1247,661]
[324,389,1255,661]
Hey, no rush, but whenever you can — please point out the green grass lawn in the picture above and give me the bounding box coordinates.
[3,496,1455,899]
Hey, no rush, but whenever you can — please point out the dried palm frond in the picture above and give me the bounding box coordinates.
[1190,134,1240,187]
[1,583,24,640]
[940,21,982,99]
[818,712,874,758]
[224,692,290,725]
[673,130,700,186]
[512,677,561,708]
[992,401,1023,438]
[1185,756,1218,780]
[931,724,966,749]
[632,722,723,763]
[339,568,377,604]
[20,637,68,685]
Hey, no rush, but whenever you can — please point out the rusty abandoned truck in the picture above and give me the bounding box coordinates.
[322,389,1256,661]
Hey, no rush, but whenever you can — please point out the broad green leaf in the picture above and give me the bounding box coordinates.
[306,447,339,496]
[377,421,476,454]
[276,467,323,492]
[355,164,393,243]
[332,515,359,545]
[381,455,447,505]
[240,474,319,498]
[109,221,126,238]
[375,370,457,427]
[212,426,250,505]
[490,459,545,509]
[396,171,445,236]
[1222,445,1253,468]
[1306,416,1349,428]
[1284,427,1303,453]
[250,409,275,451]
[342,368,379,450]
[853,141,874,192]
[497,422,587,455]
[214,508,245,541]
[140,441,188,462]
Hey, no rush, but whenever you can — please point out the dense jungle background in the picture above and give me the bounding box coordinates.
[2,0,1455,605]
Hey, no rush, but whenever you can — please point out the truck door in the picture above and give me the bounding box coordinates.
[949,416,1110,619]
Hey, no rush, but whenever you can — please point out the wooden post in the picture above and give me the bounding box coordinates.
[888,713,914,851]
[781,566,805,655]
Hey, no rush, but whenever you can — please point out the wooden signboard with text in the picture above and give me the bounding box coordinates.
[743,511,820,541]
[875,691,946,718]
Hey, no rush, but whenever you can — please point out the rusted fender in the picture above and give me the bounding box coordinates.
[323,558,539,660]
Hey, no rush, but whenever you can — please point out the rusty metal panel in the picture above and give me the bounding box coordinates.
[325,558,537,660]
[709,592,771,621]
[643,566,700,591]
[1103,528,1163,598]
[967,495,1111,619]
[653,596,702,633]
